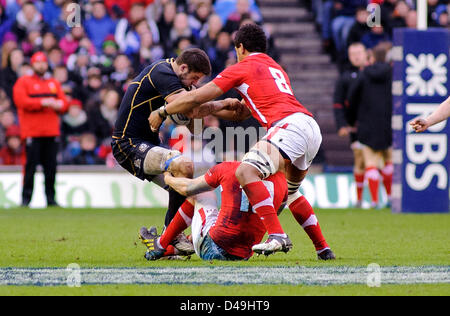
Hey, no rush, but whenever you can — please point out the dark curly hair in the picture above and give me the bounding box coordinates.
[176,48,211,76]
[234,24,267,54]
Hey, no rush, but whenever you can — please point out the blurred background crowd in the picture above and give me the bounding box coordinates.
[0,0,276,167]
[309,0,450,70]
[1,0,449,168]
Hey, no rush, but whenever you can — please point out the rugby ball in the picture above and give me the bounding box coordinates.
[169,113,191,126]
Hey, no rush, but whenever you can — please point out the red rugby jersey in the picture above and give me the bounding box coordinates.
[213,53,312,129]
[204,161,287,259]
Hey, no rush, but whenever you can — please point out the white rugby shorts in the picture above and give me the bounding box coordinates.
[263,112,322,171]
[191,191,219,257]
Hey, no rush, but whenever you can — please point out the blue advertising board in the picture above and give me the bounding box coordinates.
[392,28,449,213]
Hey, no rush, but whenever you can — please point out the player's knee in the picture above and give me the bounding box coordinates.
[235,163,262,186]
[239,148,278,182]
[169,156,194,178]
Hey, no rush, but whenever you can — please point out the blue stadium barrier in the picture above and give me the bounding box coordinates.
[392,28,450,213]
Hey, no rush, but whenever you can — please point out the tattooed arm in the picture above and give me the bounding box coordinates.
[164,173,214,197]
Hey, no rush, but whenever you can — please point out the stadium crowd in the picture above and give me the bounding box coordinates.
[0,0,274,166]
[306,0,449,207]
[309,0,450,69]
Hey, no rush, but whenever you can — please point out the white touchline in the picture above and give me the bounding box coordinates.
[0,266,449,286]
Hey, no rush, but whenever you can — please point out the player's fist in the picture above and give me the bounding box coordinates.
[224,98,243,111]
[149,110,163,132]
[410,118,429,133]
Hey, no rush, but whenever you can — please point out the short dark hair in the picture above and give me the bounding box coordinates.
[175,48,211,75]
[234,24,267,53]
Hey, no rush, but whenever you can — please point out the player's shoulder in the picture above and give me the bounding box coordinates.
[149,58,174,75]
[208,161,240,177]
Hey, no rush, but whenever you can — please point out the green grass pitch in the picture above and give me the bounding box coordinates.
[0,207,449,296]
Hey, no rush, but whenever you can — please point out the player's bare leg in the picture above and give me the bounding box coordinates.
[141,149,194,253]
[381,148,393,207]
[285,162,335,260]
[362,146,383,209]
[236,141,292,255]
[352,145,365,208]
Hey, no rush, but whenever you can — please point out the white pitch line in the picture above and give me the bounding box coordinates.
[0,266,449,286]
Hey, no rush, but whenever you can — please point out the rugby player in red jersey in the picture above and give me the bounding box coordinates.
[149,24,335,259]
[140,161,288,261]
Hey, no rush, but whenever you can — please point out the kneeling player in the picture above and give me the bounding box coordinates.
[140,161,287,260]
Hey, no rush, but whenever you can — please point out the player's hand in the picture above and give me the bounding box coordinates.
[163,171,174,186]
[410,118,429,133]
[41,98,54,107]
[223,98,243,111]
[338,126,350,137]
[50,99,64,111]
[149,110,163,132]
[190,103,213,118]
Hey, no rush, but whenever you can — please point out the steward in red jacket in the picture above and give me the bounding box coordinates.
[12,52,69,208]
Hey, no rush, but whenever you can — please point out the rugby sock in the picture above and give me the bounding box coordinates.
[243,181,285,236]
[381,163,393,198]
[164,188,187,227]
[163,245,177,256]
[288,195,329,252]
[365,167,380,204]
[159,200,195,249]
[354,172,365,203]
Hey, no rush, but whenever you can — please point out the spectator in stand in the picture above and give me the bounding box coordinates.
[41,0,68,38]
[188,0,212,41]
[0,48,24,108]
[131,30,164,73]
[87,87,119,145]
[60,99,89,153]
[59,26,86,64]
[82,67,104,106]
[11,1,49,42]
[1,32,19,70]
[432,4,449,27]
[405,8,418,28]
[41,31,57,55]
[157,0,176,55]
[53,64,81,99]
[385,0,409,35]
[66,132,105,165]
[209,31,235,77]
[110,54,132,92]
[169,13,195,53]
[347,43,393,209]
[360,24,391,49]
[0,88,12,114]
[200,13,223,58]
[13,52,69,207]
[214,0,262,25]
[42,0,64,29]
[97,35,119,71]
[84,0,117,53]
[0,3,14,45]
[331,0,368,55]
[223,0,262,34]
[67,46,90,81]
[115,2,160,56]
[17,62,33,78]
[0,125,24,165]
[0,108,17,147]
[47,46,63,70]
[347,6,371,47]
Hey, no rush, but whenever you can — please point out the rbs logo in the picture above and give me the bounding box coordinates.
[405,103,448,191]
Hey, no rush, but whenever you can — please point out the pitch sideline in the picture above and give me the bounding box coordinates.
[0,266,449,286]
